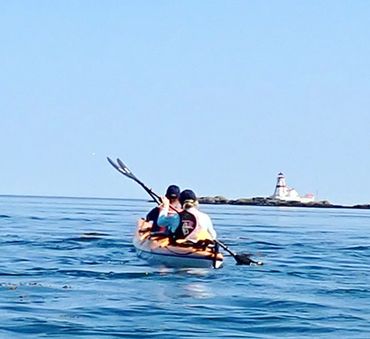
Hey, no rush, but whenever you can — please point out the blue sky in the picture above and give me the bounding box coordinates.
[1,1,369,205]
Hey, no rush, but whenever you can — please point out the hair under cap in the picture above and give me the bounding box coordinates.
[179,189,197,205]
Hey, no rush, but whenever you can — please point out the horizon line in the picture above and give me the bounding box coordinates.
[0,193,147,201]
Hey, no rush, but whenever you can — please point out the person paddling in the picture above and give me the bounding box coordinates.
[146,185,181,233]
[157,189,217,243]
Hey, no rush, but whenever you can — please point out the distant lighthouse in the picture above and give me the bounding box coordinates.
[273,172,288,198]
[271,172,314,202]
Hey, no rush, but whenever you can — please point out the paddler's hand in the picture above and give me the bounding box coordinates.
[160,197,170,210]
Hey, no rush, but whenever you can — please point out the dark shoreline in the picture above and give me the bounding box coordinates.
[198,196,370,210]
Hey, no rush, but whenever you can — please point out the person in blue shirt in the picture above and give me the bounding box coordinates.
[146,185,181,233]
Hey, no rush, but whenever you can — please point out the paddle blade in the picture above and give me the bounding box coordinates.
[235,253,263,266]
[107,157,129,176]
[117,158,130,174]
[107,157,119,170]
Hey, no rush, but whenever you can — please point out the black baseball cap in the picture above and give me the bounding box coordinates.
[179,189,197,205]
[165,185,180,199]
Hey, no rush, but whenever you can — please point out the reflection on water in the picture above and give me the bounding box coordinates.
[183,283,214,299]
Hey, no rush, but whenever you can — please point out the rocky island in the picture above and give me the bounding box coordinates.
[198,196,370,210]
[198,173,370,209]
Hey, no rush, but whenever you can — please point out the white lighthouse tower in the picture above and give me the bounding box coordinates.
[271,172,314,202]
[273,172,290,199]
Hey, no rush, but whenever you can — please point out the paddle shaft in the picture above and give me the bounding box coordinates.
[214,239,237,256]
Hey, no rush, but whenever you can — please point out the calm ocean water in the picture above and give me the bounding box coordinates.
[1,195,370,338]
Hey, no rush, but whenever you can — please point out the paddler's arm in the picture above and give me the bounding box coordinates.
[157,197,180,233]
[203,214,217,239]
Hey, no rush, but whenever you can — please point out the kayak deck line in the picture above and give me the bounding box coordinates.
[136,247,221,261]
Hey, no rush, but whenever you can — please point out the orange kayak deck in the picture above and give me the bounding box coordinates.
[133,219,223,269]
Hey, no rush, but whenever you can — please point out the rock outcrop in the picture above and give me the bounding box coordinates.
[198,196,369,209]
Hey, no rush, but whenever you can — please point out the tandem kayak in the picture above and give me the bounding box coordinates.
[133,219,223,269]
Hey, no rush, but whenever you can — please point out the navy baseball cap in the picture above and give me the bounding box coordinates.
[179,189,197,205]
[165,185,180,199]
